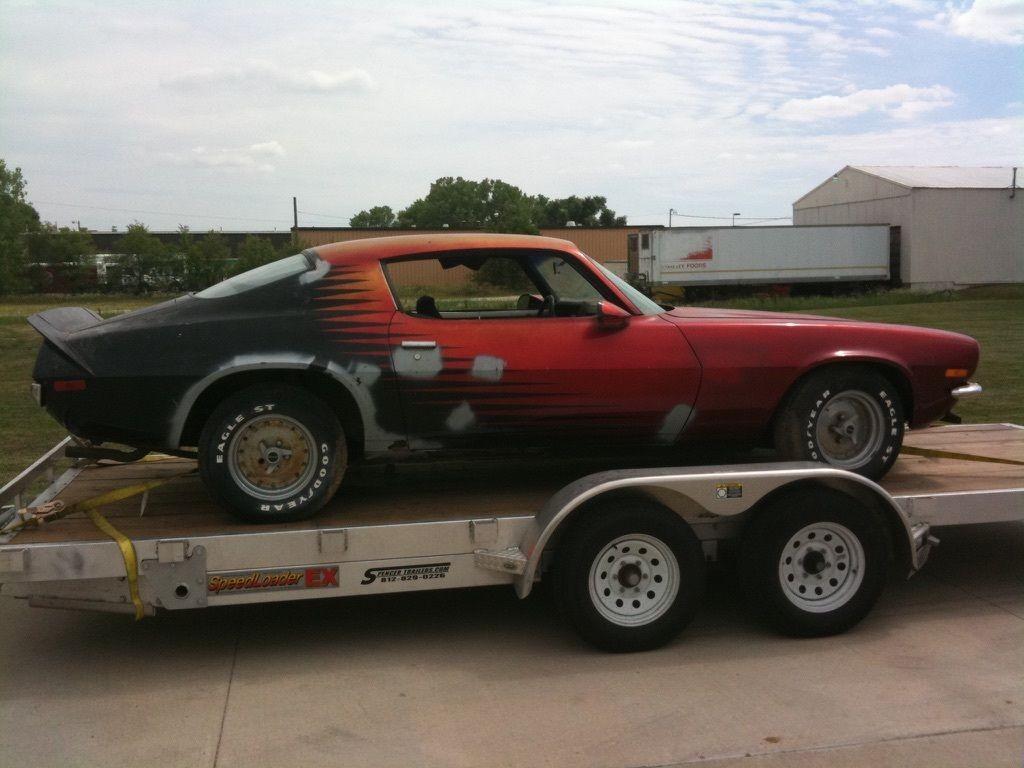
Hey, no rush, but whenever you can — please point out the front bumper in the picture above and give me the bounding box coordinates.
[952,382,983,398]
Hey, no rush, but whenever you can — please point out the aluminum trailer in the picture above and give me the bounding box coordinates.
[1,424,1021,651]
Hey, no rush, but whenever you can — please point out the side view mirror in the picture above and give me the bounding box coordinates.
[596,300,630,328]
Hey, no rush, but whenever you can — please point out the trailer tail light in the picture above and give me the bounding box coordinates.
[52,379,87,392]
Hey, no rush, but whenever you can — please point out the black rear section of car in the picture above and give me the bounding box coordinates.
[28,257,325,450]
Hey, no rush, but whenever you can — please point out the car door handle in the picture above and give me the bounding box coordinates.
[401,340,437,349]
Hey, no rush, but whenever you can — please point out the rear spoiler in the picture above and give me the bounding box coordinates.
[27,307,102,374]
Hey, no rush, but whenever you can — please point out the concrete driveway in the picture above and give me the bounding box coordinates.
[2,521,1021,768]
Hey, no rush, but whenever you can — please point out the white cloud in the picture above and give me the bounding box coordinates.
[865,26,898,38]
[163,61,375,94]
[919,0,1024,45]
[772,84,955,122]
[161,142,286,173]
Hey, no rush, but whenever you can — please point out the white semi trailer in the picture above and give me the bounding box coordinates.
[630,225,895,288]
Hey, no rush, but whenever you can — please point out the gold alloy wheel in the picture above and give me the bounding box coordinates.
[226,414,318,501]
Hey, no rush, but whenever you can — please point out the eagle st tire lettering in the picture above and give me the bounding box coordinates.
[774,367,905,481]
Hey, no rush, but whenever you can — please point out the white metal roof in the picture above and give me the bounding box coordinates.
[850,165,1018,189]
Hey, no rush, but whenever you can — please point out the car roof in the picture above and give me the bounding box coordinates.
[310,233,581,265]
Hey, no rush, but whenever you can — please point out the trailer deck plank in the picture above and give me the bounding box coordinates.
[8,424,1022,546]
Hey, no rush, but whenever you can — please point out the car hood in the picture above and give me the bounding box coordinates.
[662,306,843,323]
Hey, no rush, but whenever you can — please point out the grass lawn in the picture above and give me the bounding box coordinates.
[1,289,1021,486]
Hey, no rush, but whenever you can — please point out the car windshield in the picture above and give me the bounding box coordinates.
[196,254,311,298]
[586,256,665,315]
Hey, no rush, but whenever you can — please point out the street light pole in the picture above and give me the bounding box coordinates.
[732,212,741,226]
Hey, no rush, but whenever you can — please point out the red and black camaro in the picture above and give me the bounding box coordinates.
[29,234,980,522]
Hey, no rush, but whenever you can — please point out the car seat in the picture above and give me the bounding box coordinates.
[415,295,442,319]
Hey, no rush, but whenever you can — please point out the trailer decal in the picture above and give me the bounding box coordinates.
[360,562,451,585]
[208,566,339,594]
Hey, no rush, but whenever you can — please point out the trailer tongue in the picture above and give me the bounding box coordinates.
[2,424,1021,651]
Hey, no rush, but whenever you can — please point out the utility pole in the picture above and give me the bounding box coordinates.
[668,208,676,228]
[732,212,741,227]
[292,197,298,229]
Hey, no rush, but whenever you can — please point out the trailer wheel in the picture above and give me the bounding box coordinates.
[552,498,705,652]
[739,488,888,637]
[774,366,904,480]
[199,384,346,523]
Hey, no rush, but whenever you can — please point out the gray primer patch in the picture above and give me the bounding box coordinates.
[446,401,476,432]
[392,346,443,379]
[658,403,694,443]
[352,361,382,387]
[470,355,505,382]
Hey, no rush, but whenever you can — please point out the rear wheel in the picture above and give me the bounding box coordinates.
[199,384,346,523]
[774,366,904,479]
[552,498,706,652]
[738,489,889,636]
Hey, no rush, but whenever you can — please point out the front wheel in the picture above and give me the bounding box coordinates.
[552,498,706,652]
[738,489,889,637]
[774,366,905,480]
[198,384,347,523]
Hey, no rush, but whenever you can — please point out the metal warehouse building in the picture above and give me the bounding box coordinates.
[793,166,1022,289]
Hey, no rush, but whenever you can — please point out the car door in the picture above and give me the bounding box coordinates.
[383,250,701,449]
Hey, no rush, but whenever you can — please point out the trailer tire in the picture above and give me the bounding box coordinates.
[199,384,346,523]
[739,488,888,637]
[774,366,904,480]
[552,498,705,652]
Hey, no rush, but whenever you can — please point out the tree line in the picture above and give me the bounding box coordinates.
[1,160,629,294]
[0,159,296,294]
[350,176,626,232]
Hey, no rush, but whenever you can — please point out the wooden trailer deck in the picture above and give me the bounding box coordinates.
[8,424,1024,546]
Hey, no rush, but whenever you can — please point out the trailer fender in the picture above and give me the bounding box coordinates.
[514,462,926,598]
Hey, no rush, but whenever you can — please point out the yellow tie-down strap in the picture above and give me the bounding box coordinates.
[75,477,180,621]
[4,463,195,619]
[900,445,1024,467]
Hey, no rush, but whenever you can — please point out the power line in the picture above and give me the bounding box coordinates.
[34,200,293,225]
[666,212,791,221]
[296,209,352,221]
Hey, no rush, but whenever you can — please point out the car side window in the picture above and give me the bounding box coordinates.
[383,250,610,320]
[527,252,604,305]
[383,253,537,319]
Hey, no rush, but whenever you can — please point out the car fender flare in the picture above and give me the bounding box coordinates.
[167,354,402,451]
[514,462,922,598]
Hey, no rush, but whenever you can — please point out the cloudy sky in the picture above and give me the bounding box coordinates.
[1,0,1022,231]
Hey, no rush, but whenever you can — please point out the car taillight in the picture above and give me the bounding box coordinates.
[52,379,87,392]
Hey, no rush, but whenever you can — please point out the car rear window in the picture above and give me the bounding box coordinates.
[196,254,311,298]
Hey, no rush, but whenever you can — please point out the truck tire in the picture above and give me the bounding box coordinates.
[552,498,705,652]
[199,384,346,523]
[738,488,889,637]
[774,366,904,480]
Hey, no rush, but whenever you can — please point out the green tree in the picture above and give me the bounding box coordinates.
[397,177,539,234]
[0,159,41,293]
[25,224,96,292]
[232,234,279,275]
[182,230,229,291]
[533,194,626,227]
[115,222,167,293]
[349,205,397,228]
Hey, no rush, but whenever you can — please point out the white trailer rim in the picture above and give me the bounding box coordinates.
[588,533,679,626]
[778,522,865,613]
